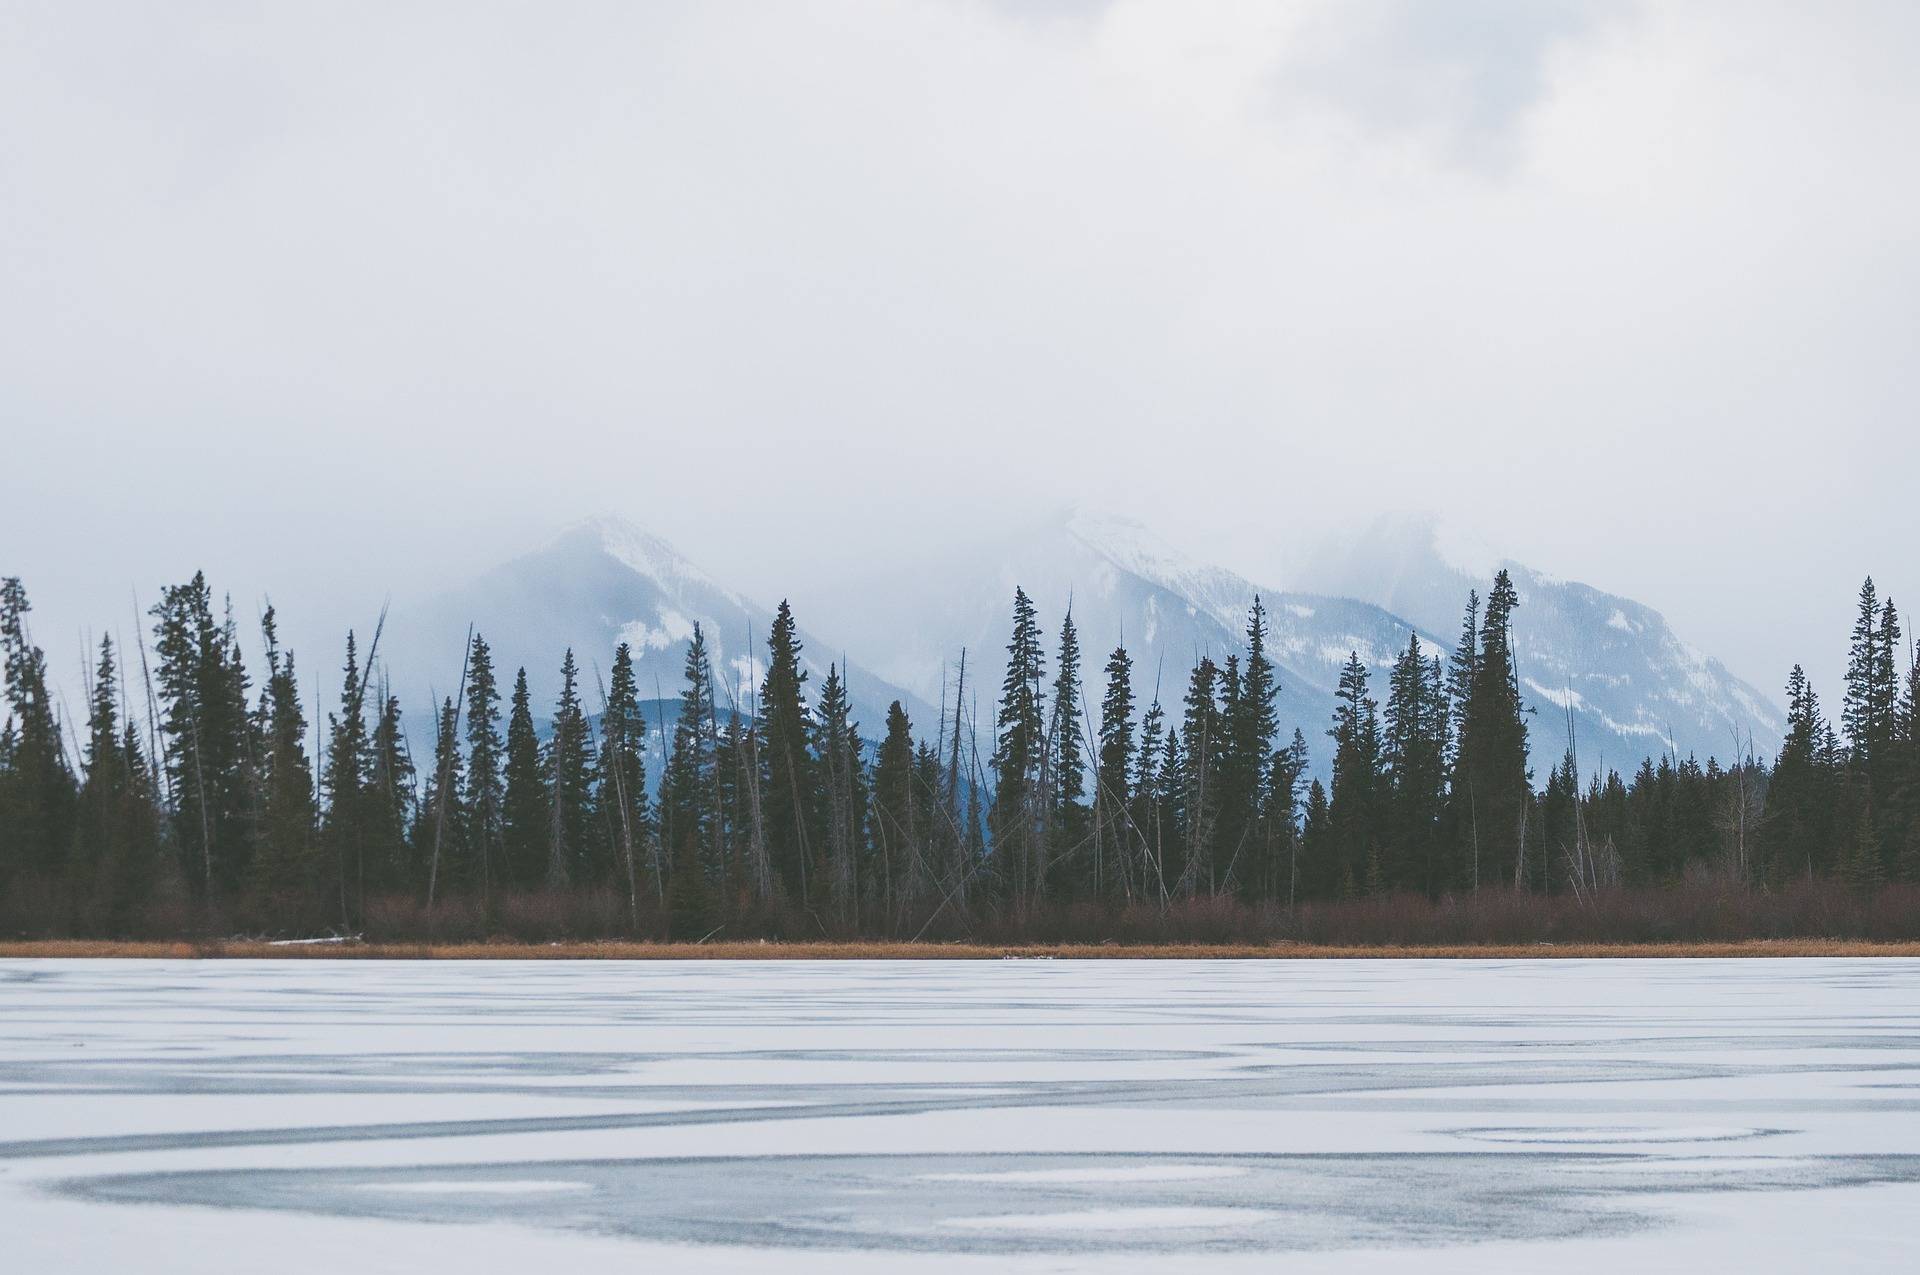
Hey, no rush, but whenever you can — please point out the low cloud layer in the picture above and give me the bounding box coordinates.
[3,0,1915,704]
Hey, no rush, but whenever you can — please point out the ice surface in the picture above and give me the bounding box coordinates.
[3,958,1919,1272]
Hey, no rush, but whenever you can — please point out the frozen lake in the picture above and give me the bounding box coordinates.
[3,958,1918,1273]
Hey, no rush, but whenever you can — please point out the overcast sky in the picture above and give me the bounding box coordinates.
[3,0,1916,705]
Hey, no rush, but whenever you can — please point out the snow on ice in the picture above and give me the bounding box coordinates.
[3,957,1918,1272]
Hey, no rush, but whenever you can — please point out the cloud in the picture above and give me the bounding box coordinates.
[1276,0,1614,172]
[0,0,1914,709]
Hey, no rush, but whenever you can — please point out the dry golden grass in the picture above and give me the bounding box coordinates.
[3,938,1918,960]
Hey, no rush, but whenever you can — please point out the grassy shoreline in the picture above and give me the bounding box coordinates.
[3,938,1919,960]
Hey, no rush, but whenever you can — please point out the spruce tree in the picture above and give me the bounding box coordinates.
[0,578,76,886]
[73,636,160,932]
[251,609,319,913]
[1327,652,1382,897]
[1451,572,1531,890]
[662,626,720,937]
[1759,666,1840,882]
[1259,729,1310,904]
[989,588,1046,903]
[1131,695,1167,904]
[150,574,254,897]
[545,649,597,890]
[1095,645,1135,901]
[462,634,504,900]
[1842,578,1882,762]
[1383,633,1448,894]
[1178,656,1222,895]
[870,701,916,926]
[758,601,817,903]
[500,668,550,890]
[416,695,464,899]
[1220,600,1279,893]
[813,663,864,926]
[1046,609,1087,894]
[367,689,415,895]
[597,641,652,911]
[1299,778,1331,899]
[318,633,372,924]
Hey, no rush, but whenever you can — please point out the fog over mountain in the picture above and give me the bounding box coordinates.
[368,508,1783,786]
[3,2,1916,718]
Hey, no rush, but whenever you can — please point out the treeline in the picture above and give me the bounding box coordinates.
[1,570,1917,941]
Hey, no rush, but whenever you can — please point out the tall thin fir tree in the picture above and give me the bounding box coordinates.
[1178,656,1222,895]
[150,574,254,897]
[545,649,597,890]
[988,588,1046,904]
[662,625,720,938]
[597,641,653,911]
[500,668,550,891]
[1131,695,1168,905]
[757,601,817,904]
[1327,651,1382,897]
[813,663,862,926]
[368,688,415,894]
[1045,609,1087,894]
[416,695,464,896]
[1222,599,1279,892]
[870,701,916,926]
[252,608,318,912]
[1094,645,1135,901]
[462,634,504,901]
[319,632,371,924]
[73,635,160,932]
[1842,578,1881,761]
[0,578,76,885]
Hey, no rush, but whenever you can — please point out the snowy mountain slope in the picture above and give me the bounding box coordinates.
[382,515,932,740]
[805,510,1444,779]
[1298,513,1785,775]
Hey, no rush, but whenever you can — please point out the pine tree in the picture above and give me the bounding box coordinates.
[662,626,720,938]
[462,634,504,901]
[150,574,254,897]
[318,632,373,924]
[1094,645,1135,902]
[500,668,549,891]
[367,689,415,895]
[1220,599,1279,897]
[1299,778,1331,898]
[1842,578,1882,763]
[1131,695,1167,904]
[1382,633,1448,894]
[1046,609,1087,894]
[251,609,319,912]
[545,649,597,890]
[813,663,864,927]
[416,695,464,899]
[989,588,1047,904]
[73,636,160,932]
[1327,651,1382,897]
[597,641,652,913]
[1451,572,1531,891]
[1178,656,1223,895]
[1259,730,1310,904]
[1759,666,1840,882]
[758,601,817,904]
[870,701,916,927]
[0,578,76,887]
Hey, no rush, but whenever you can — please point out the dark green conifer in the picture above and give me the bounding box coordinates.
[500,668,549,890]
[989,588,1046,903]
[757,601,817,903]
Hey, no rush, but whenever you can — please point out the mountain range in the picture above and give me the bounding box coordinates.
[382,510,1783,785]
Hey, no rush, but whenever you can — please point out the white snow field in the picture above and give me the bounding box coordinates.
[3,958,1919,1273]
